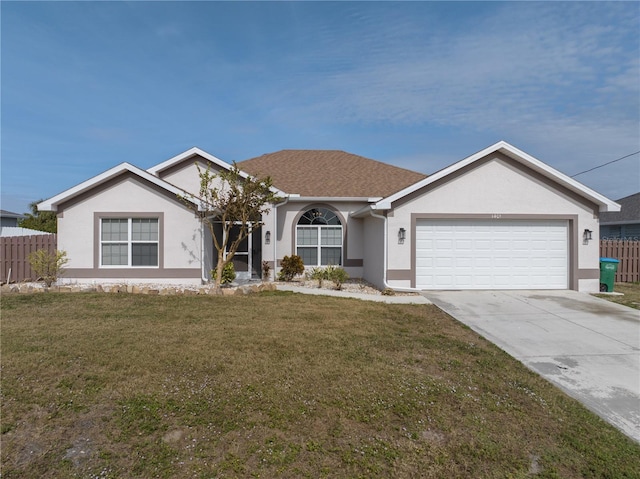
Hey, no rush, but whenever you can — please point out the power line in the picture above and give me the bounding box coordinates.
[571,150,640,178]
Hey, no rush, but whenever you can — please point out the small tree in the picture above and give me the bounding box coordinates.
[189,164,280,289]
[28,249,68,287]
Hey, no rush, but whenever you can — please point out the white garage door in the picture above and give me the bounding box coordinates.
[416,219,568,290]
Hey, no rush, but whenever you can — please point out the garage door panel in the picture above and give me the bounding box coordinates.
[416,219,568,290]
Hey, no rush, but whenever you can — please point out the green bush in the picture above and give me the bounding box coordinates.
[27,249,68,287]
[326,265,349,290]
[278,255,304,281]
[211,262,236,285]
[307,267,328,288]
[306,265,349,290]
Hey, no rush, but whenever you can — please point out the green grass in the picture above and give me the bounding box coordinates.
[596,282,640,310]
[2,292,639,478]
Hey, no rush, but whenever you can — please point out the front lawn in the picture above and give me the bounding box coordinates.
[1,292,638,478]
[596,282,640,310]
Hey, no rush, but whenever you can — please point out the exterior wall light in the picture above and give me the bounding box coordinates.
[398,227,406,244]
[265,230,271,245]
[583,229,592,244]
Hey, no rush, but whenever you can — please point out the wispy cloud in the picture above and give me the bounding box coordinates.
[289,3,638,131]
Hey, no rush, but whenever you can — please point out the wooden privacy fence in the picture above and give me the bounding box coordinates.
[600,240,640,283]
[1,234,57,283]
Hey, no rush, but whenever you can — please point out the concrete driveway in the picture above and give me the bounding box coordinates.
[422,290,640,443]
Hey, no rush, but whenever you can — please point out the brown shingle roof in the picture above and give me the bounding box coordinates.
[237,150,427,198]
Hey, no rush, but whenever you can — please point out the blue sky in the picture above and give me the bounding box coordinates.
[2,1,639,214]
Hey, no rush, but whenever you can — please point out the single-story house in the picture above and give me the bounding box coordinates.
[0,210,25,228]
[599,192,640,240]
[38,141,620,292]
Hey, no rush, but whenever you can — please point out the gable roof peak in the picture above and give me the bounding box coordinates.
[375,141,620,213]
[37,162,192,212]
[147,147,234,176]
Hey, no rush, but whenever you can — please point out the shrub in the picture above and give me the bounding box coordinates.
[308,267,328,288]
[211,262,236,285]
[28,249,68,287]
[326,265,349,290]
[262,261,272,281]
[278,255,304,281]
[306,265,349,290]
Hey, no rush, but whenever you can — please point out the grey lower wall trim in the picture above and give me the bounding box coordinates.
[577,269,600,280]
[344,259,364,267]
[64,268,201,279]
[387,269,412,281]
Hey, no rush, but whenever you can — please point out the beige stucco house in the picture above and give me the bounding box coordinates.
[38,141,620,292]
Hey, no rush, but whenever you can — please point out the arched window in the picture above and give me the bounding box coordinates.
[296,207,343,266]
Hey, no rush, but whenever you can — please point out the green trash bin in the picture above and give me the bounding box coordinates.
[599,257,620,292]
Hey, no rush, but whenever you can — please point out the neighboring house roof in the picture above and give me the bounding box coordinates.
[0,210,26,220]
[238,150,427,198]
[356,141,621,215]
[599,192,640,225]
[0,226,53,237]
[38,163,196,212]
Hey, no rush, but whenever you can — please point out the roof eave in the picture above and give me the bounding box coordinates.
[285,196,382,203]
[38,163,193,212]
[147,147,236,176]
[374,141,621,213]
[600,220,640,226]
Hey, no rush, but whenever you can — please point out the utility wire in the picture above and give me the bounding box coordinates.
[571,150,640,178]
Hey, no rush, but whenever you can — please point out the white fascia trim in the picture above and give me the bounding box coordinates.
[147,147,237,176]
[285,196,380,203]
[377,141,621,213]
[37,163,193,212]
[351,201,398,218]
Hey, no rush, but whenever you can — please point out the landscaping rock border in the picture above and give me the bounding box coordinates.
[0,282,278,296]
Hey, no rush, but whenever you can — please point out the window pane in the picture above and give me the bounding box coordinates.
[297,227,318,246]
[102,243,128,265]
[297,247,317,266]
[102,219,127,241]
[298,208,341,226]
[321,227,342,246]
[321,247,342,266]
[132,243,158,266]
[132,218,158,241]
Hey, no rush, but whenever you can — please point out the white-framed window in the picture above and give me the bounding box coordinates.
[296,208,342,266]
[100,218,159,267]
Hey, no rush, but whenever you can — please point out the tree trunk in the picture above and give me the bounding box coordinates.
[214,248,226,289]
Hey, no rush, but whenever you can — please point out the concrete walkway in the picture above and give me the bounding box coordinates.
[422,290,640,443]
[276,284,431,304]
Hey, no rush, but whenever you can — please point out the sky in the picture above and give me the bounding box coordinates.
[1,1,639,215]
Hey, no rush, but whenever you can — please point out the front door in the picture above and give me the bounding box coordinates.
[212,223,261,281]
